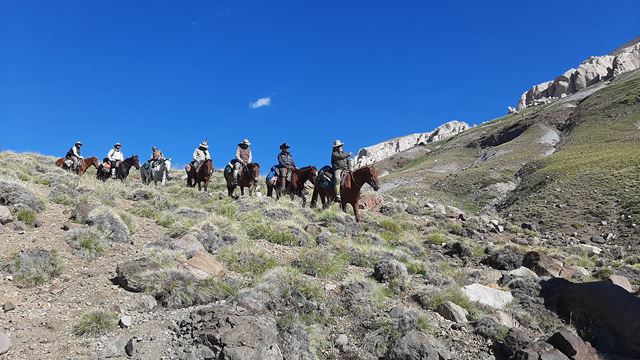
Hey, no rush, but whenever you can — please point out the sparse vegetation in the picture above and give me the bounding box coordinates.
[426,232,447,245]
[15,208,37,226]
[218,241,280,276]
[73,310,118,336]
[294,248,349,278]
[4,249,63,287]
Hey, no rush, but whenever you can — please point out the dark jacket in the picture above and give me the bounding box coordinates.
[278,151,296,168]
[332,149,350,170]
[66,146,81,160]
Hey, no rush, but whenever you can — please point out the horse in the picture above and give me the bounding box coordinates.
[55,156,100,176]
[267,166,318,207]
[311,165,380,222]
[224,163,260,197]
[140,159,172,185]
[185,159,213,191]
[96,156,140,181]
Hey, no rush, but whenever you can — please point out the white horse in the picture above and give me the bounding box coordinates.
[140,159,171,185]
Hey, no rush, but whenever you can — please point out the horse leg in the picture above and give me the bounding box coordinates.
[353,202,360,223]
[310,188,318,208]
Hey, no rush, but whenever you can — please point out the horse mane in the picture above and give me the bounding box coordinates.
[298,166,316,171]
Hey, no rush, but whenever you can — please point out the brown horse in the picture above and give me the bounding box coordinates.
[224,163,260,197]
[55,156,100,176]
[186,159,213,191]
[267,166,318,207]
[311,165,380,222]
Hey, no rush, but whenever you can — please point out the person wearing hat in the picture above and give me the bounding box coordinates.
[149,146,165,167]
[191,141,211,171]
[107,143,125,178]
[276,143,297,192]
[331,140,351,201]
[231,139,252,184]
[65,141,84,172]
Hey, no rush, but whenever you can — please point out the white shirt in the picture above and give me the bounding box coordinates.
[193,148,211,162]
[107,148,124,162]
[72,146,83,159]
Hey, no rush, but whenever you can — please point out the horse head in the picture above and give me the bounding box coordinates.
[130,155,140,169]
[366,166,380,191]
[248,163,261,182]
[90,157,100,168]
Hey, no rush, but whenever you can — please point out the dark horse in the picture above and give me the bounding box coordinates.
[96,156,140,181]
[267,166,318,207]
[224,163,260,197]
[55,156,100,176]
[311,165,380,222]
[185,159,213,191]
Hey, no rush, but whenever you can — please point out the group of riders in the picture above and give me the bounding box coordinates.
[63,138,353,199]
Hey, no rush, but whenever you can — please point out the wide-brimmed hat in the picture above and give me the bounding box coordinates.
[75,141,83,146]
[199,141,208,149]
[332,140,344,148]
[280,143,290,150]
[152,146,158,150]
[114,143,122,147]
[239,139,251,146]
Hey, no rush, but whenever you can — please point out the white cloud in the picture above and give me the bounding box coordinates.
[250,97,271,109]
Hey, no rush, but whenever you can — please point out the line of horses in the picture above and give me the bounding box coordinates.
[55,156,380,222]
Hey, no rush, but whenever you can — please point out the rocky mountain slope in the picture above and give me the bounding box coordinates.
[516,37,640,110]
[354,121,469,168]
[1,46,640,360]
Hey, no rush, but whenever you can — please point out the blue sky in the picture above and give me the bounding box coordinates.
[1,0,638,169]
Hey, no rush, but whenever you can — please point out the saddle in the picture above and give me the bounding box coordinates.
[318,166,351,190]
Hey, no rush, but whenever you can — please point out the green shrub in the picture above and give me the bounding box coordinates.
[65,228,105,258]
[378,219,401,234]
[247,223,300,246]
[118,211,137,234]
[425,232,447,245]
[218,242,280,276]
[294,248,349,278]
[15,209,37,226]
[142,269,235,308]
[216,202,237,219]
[73,310,118,336]
[447,223,463,236]
[420,286,477,315]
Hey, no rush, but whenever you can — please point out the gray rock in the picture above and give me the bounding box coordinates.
[461,284,513,309]
[608,275,634,293]
[0,206,11,225]
[316,232,331,246]
[0,333,10,356]
[547,330,599,360]
[386,331,449,360]
[101,335,129,358]
[507,266,539,279]
[186,304,283,359]
[3,301,15,312]
[10,221,25,231]
[482,247,523,270]
[304,223,323,236]
[336,334,348,350]
[125,338,135,357]
[119,315,132,328]
[70,203,97,223]
[590,235,605,244]
[114,257,161,292]
[437,301,468,323]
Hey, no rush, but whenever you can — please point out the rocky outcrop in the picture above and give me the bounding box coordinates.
[354,120,469,167]
[516,38,640,109]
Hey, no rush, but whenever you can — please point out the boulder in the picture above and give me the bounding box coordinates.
[180,250,226,280]
[482,247,523,270]
[488,310,519,328]
[547,330,599,360]
[461,283,513,309]
[578,244,602,255]
[359,193,382,211]
[437,301,468,323]
[373,259,409,289]
[608,275,633,293]
[119,315,132,329]
[386,331,450,360]
[523,251,575,279]
[0,333,10,356]
[0,206,11,225]
[540,278,640,357]
[516,341,570,360]
[190,304,283,359]
[507,266,539,279]
[114,257,161,292]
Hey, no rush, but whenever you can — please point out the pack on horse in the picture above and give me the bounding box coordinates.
[55,156,100,176]
[96,155,140,181]
[311,165,380,222]
[186,159,213,191]
[224,162,260,197]
[267,166,318,207]
[141,158,172,185]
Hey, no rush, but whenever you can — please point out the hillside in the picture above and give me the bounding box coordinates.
[0,69,640,360]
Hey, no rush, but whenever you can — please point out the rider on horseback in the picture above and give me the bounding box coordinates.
[231,139,252,185]
[107,143,124,179]
[191,141,211,171]
[276,143,296,193]
[149,146,170,180]
[65,141,84,172]
[331,140,351,201]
